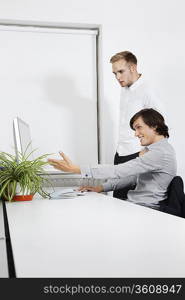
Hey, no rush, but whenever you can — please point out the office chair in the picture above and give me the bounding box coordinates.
[159,176,185,218]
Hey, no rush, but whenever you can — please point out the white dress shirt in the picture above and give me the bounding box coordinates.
[117,75,165,156]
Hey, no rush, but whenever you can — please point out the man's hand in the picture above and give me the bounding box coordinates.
[139,148,149,157]
[48,152,81,174]
[78,185,104,193]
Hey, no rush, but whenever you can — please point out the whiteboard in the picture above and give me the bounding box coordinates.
[0,24,99,164]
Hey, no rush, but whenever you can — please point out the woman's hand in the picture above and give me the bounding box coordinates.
[78,185,104,193]
[48,152,81,174]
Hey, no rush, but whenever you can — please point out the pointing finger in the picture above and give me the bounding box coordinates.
[59,152,72,164]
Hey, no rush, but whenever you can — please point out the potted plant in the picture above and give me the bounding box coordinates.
[0,148,51,201]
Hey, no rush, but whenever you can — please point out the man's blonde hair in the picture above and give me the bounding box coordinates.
[110,51,137,65]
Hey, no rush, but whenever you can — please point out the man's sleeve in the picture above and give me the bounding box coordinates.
[144,90,169,125]
[102,175,137,192]
[80,148,164,180]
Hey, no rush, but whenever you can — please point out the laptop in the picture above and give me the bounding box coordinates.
[13,117,70,174]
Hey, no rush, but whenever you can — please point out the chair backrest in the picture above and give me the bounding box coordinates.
[159,176,185,218]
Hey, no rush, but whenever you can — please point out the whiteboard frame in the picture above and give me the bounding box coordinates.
[0,19,101,163]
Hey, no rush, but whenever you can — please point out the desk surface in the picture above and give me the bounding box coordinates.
[5,189,185,278]
[0,201,9,278]
[0,201,5,238]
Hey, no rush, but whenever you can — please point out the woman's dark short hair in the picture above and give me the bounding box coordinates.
[130,108,169,138]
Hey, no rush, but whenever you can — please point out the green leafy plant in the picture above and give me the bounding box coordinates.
[0,147,52,201]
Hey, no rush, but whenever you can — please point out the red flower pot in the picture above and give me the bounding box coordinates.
[13,195,34,201]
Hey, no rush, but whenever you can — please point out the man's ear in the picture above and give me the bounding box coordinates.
[152,125,158,132]
[129,63,137,73]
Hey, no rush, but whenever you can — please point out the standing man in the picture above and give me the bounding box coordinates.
[110,51,164,200]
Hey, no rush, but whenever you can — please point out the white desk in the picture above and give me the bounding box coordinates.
[0,201,5,237]
[0,201,9,278]
[5,189,185,277]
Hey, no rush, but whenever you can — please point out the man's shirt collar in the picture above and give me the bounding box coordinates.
[146,138,168,151]
[126,74,144,91]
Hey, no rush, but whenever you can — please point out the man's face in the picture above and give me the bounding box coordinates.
[112,59,136,87]
[133,117,157,146]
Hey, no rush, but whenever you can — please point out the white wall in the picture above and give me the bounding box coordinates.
[0,26,98,164]
[0,0,185,179]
